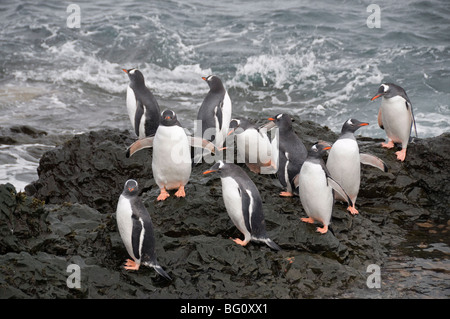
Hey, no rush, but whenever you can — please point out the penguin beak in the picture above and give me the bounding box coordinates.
[202,169,217,175]
[122,69,128,73]
[227,128,235,136]
[165,116,172,120]
[268,117,275,121]
[324,146,331,151]
[128,187,134,192]
[359,123,369,126]
[371,93,383,101]
[201,77,207,81]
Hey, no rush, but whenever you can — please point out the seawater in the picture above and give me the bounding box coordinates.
[0,0,449,298]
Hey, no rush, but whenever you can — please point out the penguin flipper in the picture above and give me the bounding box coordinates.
[258,121,276,132]
[126,136,154,158]
[327,176,353,208]
[189,136,217,154]
[407,100,418,138]
[134,100,145,137]
[378,109,384,130]
[360,153,389,172]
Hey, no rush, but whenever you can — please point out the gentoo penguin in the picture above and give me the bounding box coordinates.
[298,143,353,234]
[268,114,307,197]
[126,110,216,201]
[203,161,281,250]
[371,83,418,161]
[123,68,160,138]
[196,75,232,149]
[326,119,388,215]
[228,118,276,174]
[116,179,171,279]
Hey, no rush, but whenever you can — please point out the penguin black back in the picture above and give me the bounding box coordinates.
[124,68,161,137]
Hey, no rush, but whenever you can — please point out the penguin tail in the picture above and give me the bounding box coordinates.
[144,261,172,280]
[262,238,282,251]
[154,264,172,281]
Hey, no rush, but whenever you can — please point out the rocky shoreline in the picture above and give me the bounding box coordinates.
[0,118,449,298]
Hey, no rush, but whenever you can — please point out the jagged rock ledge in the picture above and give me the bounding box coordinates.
[0,118,448,298]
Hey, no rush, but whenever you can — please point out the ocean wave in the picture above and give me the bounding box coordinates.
[12,40,212,97]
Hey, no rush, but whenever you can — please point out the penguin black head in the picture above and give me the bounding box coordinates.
[268,113,293,131]
[160,109,178,126]
[123,68,145,86]
[202,75,225,92]
[123,179,139,196]
[229,119,241,130]
[202,160,226,175]
[228,118,253,136]
[308,142,331,158]
[371,83,406,101]
[341,119,369,134]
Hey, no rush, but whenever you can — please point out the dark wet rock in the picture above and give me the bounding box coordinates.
[1,119,449,298]
[25,129,153,213]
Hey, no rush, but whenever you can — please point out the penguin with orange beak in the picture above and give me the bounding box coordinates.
[123,68,160,138]
[326,119,388,215]
[126,110,216,201]
[371,83,418,161]
[203,161,281,250]
[267,114,307,197]
[298,143,354,234]
[115,179,171,279]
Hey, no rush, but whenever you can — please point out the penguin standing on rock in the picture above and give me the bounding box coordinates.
[203,161,281,251]
[268,114,307,197]
[126,110,217,201]
[196,75,232,150]
[298,143,354,234]
[123,68,160,138]
[228,118,276,174]
[326,119,388,215]
[371,83,418,161]
[115,179,171,280]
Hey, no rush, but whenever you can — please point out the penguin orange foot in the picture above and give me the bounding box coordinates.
[381,140,395,149]
[316,225,328,234]
[157,188,170,201]
[301,217,315,224]
[347,205,359,215]
[124,259,140,270]
[396,149,407,161]
[231,237,249,246]
[280,191,294,197]
[174,185,186,198]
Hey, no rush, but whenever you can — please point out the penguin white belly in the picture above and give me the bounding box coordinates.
[116,195,139,262]
[283,152,292,192]
[221,176,251,239]
[126,86,137,132]
[221,92,232,141]
[381,96,411,146]
[299,162,333,226]
[236,129,267,164]
[257,131,272,165]
[152,126,192,190]
[235,131,249,164]
[270,134,279,171]
[138,108,147,139]
[327,139,360,202]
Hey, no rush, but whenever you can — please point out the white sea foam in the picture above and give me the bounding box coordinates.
[0,144,54,192]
